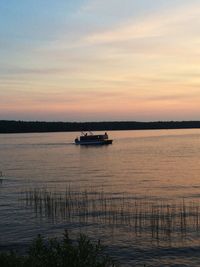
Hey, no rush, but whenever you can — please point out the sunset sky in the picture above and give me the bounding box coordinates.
[0,0,200,121]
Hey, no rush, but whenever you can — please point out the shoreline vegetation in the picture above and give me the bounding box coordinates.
[0,231,118,267]
[0,120,200,134]
[23,187,200,240]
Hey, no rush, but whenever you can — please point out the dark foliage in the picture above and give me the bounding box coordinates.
[0,120,200,133]
[0,231,117,267]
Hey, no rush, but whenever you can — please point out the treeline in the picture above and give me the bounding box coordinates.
[0,120,200,133]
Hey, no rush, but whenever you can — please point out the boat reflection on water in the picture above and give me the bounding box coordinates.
[75,132,113,145]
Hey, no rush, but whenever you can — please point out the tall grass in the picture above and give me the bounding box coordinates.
[22,187,200,239]
[0,171,3,184]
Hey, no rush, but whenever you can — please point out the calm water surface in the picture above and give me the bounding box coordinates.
[0,129,200,266]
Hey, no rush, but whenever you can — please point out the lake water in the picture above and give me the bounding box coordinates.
[0,129,200,266]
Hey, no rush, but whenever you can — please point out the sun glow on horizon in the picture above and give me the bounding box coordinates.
[0,0,200,121]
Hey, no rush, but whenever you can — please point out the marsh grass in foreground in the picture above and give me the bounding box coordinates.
[22,187,200,239]
[0,171,3,184]
[0,230,117,267]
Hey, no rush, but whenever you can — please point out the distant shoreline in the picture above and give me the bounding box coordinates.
[0,120,200,134]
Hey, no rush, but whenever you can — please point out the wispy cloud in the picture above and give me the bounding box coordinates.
[85,2,200,45]
[1,0,200,120]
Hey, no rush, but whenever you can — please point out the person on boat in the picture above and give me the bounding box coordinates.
[104,132,108,139]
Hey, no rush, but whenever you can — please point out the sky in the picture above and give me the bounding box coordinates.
[0,0,200,122]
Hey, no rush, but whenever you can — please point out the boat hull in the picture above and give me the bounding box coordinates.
[75,139,113,145]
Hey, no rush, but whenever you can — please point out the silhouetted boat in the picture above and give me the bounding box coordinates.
[75,132,113,145]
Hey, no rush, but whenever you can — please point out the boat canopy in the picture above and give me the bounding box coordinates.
[80,134,106,141]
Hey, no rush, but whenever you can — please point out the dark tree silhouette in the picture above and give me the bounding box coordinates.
[0,120,200,133]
